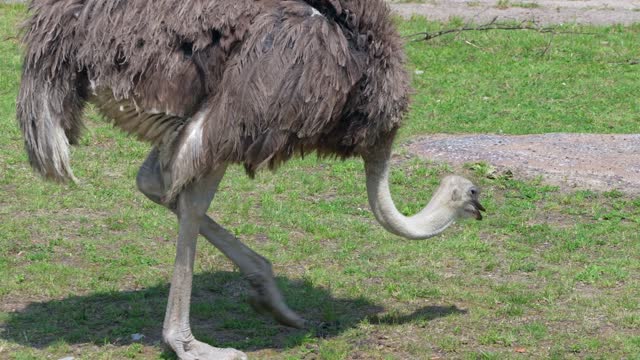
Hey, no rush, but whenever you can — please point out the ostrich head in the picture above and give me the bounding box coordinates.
[438,175,486,221]
[363,141,485,240]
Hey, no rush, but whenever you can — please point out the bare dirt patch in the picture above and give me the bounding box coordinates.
[389,0,640,26]
[405,133,640,194]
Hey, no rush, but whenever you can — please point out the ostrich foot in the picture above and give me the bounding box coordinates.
[166,337,247,360]
[246,272,306,328]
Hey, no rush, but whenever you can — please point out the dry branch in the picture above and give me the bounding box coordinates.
[406,17,598,41]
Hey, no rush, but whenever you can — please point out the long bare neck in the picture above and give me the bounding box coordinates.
[363,141,457,240]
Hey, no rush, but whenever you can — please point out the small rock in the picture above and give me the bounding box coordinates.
[414,69,424,75]
[58,357,75,360]
[131,333,145,341]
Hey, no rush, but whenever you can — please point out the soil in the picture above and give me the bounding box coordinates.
[389,0,640,26]
[404,134,640,194]
[389,1,640,194]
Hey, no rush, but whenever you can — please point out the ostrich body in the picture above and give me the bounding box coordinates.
[17,0,485,358]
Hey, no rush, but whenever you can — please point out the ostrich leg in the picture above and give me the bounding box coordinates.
[198,216,305,328]
[136,149,304,329]
[163,166,247,359]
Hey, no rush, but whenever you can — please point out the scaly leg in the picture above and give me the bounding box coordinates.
[162,166,247,360]
[199,216,305,328]
[137,148,304,329]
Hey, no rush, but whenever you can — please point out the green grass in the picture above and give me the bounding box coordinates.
[1,4,640,359]
[495,0,541,9]
[400,17,640,136]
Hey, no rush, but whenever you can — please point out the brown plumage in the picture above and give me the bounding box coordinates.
[17,0,411,200]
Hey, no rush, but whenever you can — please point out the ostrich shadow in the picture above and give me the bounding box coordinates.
[0,271,466,352]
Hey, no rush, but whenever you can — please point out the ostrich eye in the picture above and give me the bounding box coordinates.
[469,188,478,196]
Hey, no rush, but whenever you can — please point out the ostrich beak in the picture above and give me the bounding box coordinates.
[471,199,486,220]
[464,198,486,220]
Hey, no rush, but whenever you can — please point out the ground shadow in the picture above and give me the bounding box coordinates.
[368,305,467,325]
[1,271,465,352]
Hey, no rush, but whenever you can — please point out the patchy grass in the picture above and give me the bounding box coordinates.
[496,0,541,9]
[513,2,540,9]
[496,0,511,9]
[1,4,640,360]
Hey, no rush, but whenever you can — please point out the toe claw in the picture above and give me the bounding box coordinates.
[248,292,306,328]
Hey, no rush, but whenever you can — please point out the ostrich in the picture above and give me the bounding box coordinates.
[17,0,485,358]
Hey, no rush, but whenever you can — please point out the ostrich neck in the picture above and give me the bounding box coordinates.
[363,144,456,240]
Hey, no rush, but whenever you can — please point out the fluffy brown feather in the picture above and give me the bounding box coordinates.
[18,0,411,200]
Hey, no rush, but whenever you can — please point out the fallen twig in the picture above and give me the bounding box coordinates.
[405,17,599,41]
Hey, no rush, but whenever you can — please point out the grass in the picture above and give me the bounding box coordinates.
[495,1,540,10]
[496,0,510,9]
[1,3,640,359]
[512,2,540,9]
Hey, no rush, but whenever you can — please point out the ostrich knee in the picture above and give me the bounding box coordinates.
[136,148,166,205]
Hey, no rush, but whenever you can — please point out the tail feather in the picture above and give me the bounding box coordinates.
[17,70,85,182]
[17,0,87,182]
